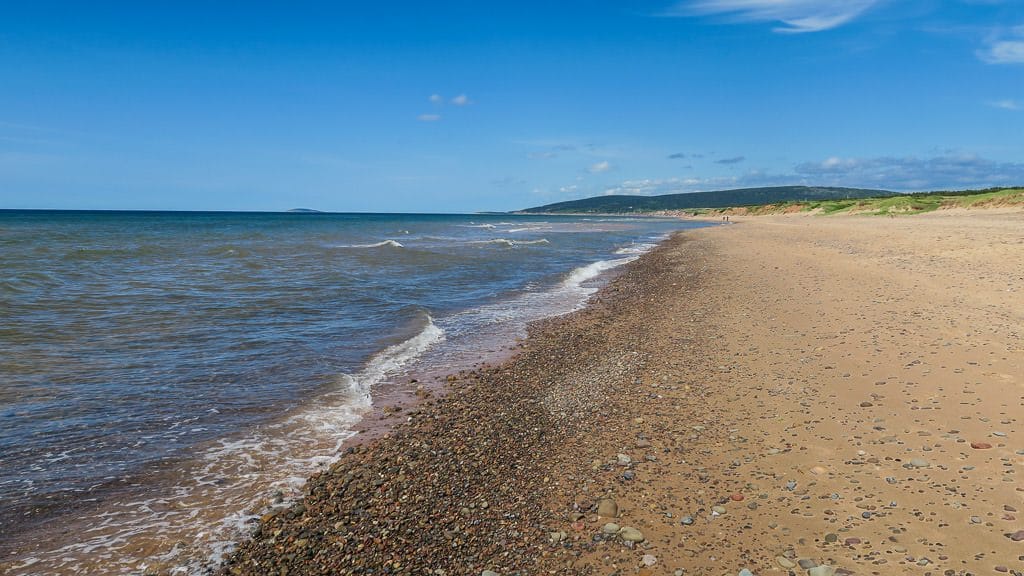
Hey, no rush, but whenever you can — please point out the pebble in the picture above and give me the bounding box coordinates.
[597,499,618,518]
[711,505,727,515]
[807,567,835,576]
[618,526,644,542]
[617,453,632,465]
[824,533,838,543]
[602,523,620,534]
[641,554,657,567]
[1007,530,1024,542]
[776,556,796,569]
[908,458,930,468]
[971,442,993,449]
[680,515,694,525]
[798,558,818,569]
[738,569,754,576]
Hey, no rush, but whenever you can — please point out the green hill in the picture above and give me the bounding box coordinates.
[518,185,894,214]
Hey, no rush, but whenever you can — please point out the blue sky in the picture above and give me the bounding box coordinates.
[1,1,1022,212]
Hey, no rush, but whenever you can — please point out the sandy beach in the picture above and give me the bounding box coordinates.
[223,210,1023,576]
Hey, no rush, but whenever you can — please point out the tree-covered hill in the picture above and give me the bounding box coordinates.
[519,186,894,213]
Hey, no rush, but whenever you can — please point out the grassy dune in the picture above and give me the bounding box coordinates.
[704,187,1024,216]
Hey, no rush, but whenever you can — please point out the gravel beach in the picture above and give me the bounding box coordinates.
[222,210,1024,576]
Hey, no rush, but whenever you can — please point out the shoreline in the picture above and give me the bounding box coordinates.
[224,210,1024,576]
[221,230,704,575]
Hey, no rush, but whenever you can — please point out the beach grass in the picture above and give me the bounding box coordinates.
[700,186,1024,216]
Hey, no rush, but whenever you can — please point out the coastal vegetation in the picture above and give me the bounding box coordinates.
[709,187,1024,216]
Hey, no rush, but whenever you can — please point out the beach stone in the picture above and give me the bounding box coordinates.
[807,567,835,576]
[597,499,618,518]
[776,556,796,569]
[602,523,620,534]
[618,526,644,542]
[971,442,992,449]
[824,533,838,543]
[909,458,929,468]
[738,569,754,576]
[641,554,657,567]
[680,515,694,525]
[1007,530,1024,541]
[712,505,727,515]
[617,454,632,465]
[797,559,818,569]
[730,493,745,501]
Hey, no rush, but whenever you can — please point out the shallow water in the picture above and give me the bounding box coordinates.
[0,210,707,574]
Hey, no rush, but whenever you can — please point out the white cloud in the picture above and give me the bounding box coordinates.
[429,94,443,104]
[451,94,471,106]
[794,154,1024,190]
[667,0,881,33]
[588,160,612,173]
[589,153,1024,200]
[417,114,441,122]
[978,26,1024,64]
[979,41,1024,63]
[987,99,1021,110]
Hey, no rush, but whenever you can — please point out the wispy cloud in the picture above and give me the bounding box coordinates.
[987,99,1020,110]
[590,153,1024,200]
[666,0,881,33]
[429,94,443,104]
[714,155,746,165]
[794,154,1024,190]
[977,26,1024,64]
[451,94,472,106]
[417,114,441,122]
[588,160,612,173]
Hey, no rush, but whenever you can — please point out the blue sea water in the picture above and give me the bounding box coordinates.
[0,210,706,573]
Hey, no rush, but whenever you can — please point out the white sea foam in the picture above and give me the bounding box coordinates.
[469,238,550,247]
[613,242,656,255]
[457,223,496,229]
[561,257,637,291]
[338,240,404,248]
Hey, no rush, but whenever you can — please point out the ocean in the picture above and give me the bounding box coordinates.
[0,210,708,574]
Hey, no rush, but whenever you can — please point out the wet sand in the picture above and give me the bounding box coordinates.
[223,211,1023,576]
